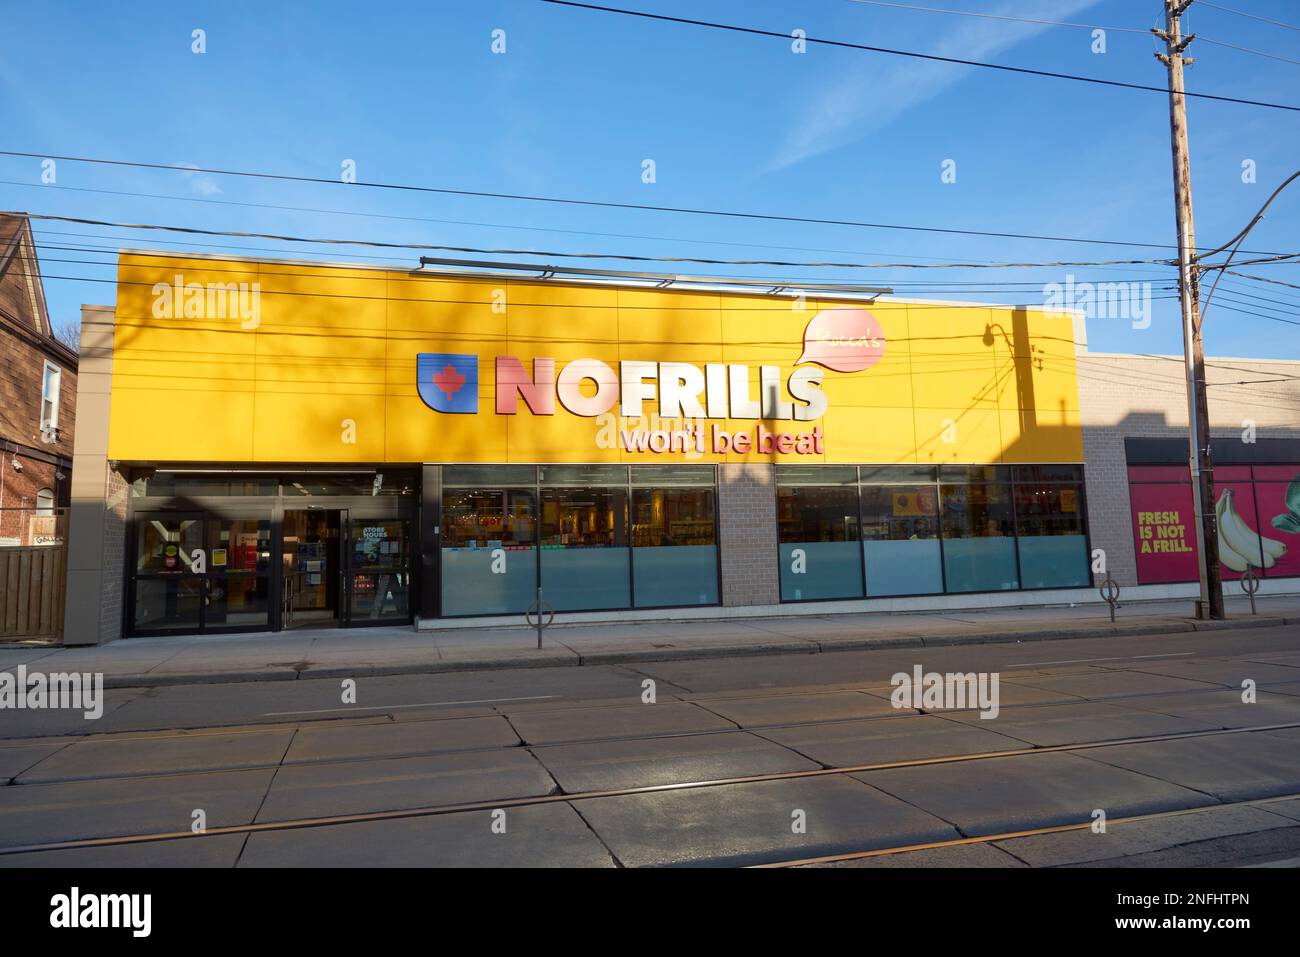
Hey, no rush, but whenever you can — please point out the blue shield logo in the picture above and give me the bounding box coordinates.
[417,353,478,414]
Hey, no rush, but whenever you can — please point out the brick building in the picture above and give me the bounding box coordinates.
[0,214,76,545]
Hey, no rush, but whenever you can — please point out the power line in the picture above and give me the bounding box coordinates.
[0,150,1216,253]
[7,264,1163,312]
[28,223,1179,285]
[1226,269,1300,293]
[0,179,1008,267]
[1196,36,1300,68]
[1215,279,1300,309]
[1209,290,1300,319]
[537,1,1300,113]
[844,0,1148,34]
[34,253,1179,302]
[1198,1,1300,33]
[31,232,1179,291]
[3,211,1174,270]
[845,0,1300,67]
[1208,300,1300,327]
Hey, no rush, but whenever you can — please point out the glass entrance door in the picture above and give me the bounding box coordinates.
[343,516,412,625]
[130,510,272,633]
[131,512,205,633]
[281,509,343,629]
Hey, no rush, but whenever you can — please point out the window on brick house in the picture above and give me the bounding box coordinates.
[35,489,55,516]
[41,362,61,431]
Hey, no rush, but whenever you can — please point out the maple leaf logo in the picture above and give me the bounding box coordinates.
[432,364,467,397]
[416,352,478,414]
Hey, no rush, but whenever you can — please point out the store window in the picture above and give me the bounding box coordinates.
[284,474,411,497]
[439,465,721,616]
[777,478,863,601]
[441,488,538,616]
[349,519,412,621]
[939,470,1019,592]
[631,467,718,607]
[1013,483,1089,588]
[860,483,942,596]
[540,484,630,611]
[130,473,279,498]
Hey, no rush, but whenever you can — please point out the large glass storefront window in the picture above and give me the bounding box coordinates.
[441,488,538,616]
[860,481,942,596]
[439,465,721,616]
[1012,467,1089,588]
[631,485,718,607]
[775,463,1092,601]
[777,468,863,601]
[940,470,1019,592]
[541,485,630,611]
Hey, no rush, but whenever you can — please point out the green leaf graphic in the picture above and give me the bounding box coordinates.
[1273,513,1300,535]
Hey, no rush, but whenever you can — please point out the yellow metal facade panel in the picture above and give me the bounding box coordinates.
[107,254,1083,464]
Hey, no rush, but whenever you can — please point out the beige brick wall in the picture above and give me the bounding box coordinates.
[1079,351,1300,587]
[717,463,779,606]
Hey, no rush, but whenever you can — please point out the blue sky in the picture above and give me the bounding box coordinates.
[1,0,1297,358]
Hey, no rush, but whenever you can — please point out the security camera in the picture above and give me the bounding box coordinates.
[10,458,22,472]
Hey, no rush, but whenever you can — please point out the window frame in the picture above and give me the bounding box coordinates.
[40,360,61,432]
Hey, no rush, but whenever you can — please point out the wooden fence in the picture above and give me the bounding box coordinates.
[0,545,67,640]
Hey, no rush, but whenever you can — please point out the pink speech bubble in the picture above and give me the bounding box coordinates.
[796,308,886,373]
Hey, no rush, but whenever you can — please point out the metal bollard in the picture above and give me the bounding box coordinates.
[1241,567,1259,616]
[1099,576,1121,623]
[524,587,555,649]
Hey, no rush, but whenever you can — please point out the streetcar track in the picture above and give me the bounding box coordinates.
[4,646,1295,748]
[4,675,1300,787]
[748,791,1300,868]
[3,719,1298,858]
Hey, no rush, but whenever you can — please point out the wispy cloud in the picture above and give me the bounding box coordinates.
[172,161,223,196]
[768,0,1103,171]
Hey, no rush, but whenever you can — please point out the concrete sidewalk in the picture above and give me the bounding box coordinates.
[2,596,1296,688]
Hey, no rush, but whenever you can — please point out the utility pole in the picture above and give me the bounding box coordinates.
[1155,0,1224,620]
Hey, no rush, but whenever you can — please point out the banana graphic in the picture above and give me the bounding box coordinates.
[1216,488,1286,571]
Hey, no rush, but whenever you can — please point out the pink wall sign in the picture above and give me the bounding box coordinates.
[1130,482,1198,584]
[797,308,886,373]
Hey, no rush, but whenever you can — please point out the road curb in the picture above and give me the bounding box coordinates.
[88,614,1291,688]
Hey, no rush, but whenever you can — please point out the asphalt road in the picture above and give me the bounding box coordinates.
[2,622,1300,867]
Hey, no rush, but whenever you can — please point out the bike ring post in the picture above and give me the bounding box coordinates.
[1241,567,1259,616]
[1099,576,1121,623]
[525,587,555,649]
